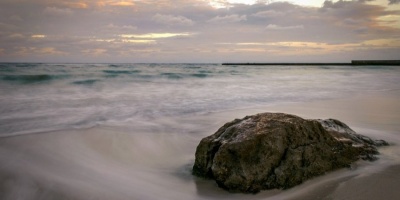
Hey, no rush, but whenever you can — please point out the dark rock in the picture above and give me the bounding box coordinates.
[192,113,388,193]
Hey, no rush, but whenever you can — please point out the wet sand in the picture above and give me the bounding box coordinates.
[1,90,399,200]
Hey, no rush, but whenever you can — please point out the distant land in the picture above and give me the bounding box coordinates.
[222,60,400,66]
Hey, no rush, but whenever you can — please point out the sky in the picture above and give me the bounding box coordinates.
[0,0,399,63]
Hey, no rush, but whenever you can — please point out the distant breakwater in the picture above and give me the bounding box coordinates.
[222,60,400,66]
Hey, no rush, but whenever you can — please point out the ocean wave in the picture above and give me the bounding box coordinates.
[160,72,211,79]
[161,73,183,79]
[13,63,43,68]
[197,70,213,74]
[1,74,68,84]
[72,79,99,85]
[191,73,208,78]
[103,70,142,75]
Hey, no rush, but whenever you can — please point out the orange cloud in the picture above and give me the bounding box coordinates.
[63,2,88,9]
[218,38,400,56]
[110,1,135,6]
[97,1,135,7]
[31,35,47,38]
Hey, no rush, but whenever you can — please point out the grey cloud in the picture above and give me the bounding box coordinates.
[208,14,247,23]
[252,10,285,18]
[44,7,74,16]
[0,22,19,32]
[103,24,137,33]
[319,0,400,29]
[265,24,304,30]
[389,0,400,4]
[152,14,195,26]
[343,18,365,25]
[9,15,23,22]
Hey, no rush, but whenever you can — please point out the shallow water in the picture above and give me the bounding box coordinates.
[1,63,399,137]
[1,63,400,199]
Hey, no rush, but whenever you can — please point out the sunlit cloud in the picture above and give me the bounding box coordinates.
[207,0,268,8]
[362,38,400,47]
[217,42,266,46]
[119,33,193,39]
[94,39,116,42]
[109,1,135,6]
[31,35,47,38]
[218,38,400,56]
[265,24,304,30]
[9,33,25,39]
[121,39,156,44]
[96,0,135,7]
[94,38,155,44]
[63,2,88,9]
[377,14,400,28]
[105,24,137,30]
[234,48,267,52]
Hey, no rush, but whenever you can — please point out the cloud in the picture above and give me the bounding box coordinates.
[265,24,304,30]
[14,46,66,56]
[0,22,18,31]
[252,10,285,18]
[62,1,88,9]
[152,14,195,26]
[103,24,137,33]
[120,39,156,44]
[36,47,66,55]
[9,15,23,22]
[9,33,25,39]
[0,0,399,62]
[108,1,135,6]
[82,48,108,56]
[31,35,47,38]
[208,14,247,23]
[44,7,74,16]
[319,0,400,32]
[119,33,193,39]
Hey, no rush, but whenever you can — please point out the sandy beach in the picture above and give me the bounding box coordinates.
[1,89,399,200]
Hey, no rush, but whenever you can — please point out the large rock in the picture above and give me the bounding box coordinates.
[192,113,388,193]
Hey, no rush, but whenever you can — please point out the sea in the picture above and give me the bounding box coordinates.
[0,63,400,200]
